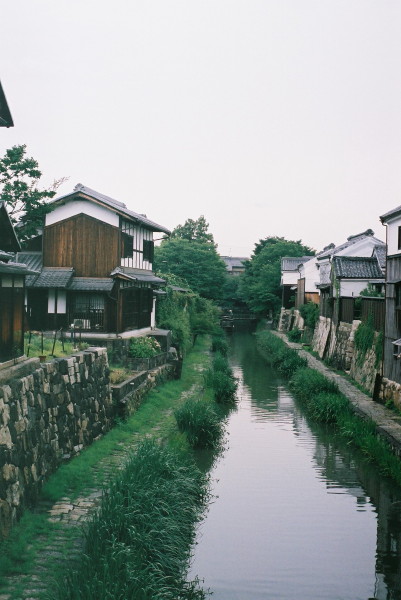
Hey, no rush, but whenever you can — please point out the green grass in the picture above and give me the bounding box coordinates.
[24,332,80,359]
[175,396,224,449]
[0,336,213,595]
[54,440,210,600]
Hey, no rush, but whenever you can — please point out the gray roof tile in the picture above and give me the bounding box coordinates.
[281,256,313,271]
[69,277,114,292]
[332,256,384,279]
[30,267,74,288]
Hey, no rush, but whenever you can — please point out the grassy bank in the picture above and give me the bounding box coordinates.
[0,336,215,597]
[256,330,401,487]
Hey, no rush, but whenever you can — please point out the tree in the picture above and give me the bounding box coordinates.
[0,144,66,242]
[241,236,315,316]
[155,237,227,301]
[170,215,215,246]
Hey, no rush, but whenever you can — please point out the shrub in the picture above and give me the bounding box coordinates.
[128,336,161,358]
[289,368,338,406]
[175,397,223,449]
[256,330,306,378]
[299,302,319,329]
[206,369,238,404]
[287,327,302,342]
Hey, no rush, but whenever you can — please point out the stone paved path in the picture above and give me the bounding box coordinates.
[278,332,401,455]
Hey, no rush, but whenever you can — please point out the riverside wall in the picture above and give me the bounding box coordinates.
[0,349,175,537]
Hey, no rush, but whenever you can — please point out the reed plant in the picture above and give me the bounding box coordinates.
[307,391,350,424]
[256,330,307,378]
[211,334,228,356]
[175,396,224,449]
[289,367,339,405]
[54,440,210,600]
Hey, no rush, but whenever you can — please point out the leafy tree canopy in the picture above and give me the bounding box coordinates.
[154,237,226,301]
[241,236,315,315]
[0,144,66,242]
[170,215,215,246]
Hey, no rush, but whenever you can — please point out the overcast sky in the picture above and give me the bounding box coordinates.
[1,1,401,257]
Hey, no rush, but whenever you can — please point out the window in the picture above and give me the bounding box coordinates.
[143,240,154,263]
[122,233,133,258]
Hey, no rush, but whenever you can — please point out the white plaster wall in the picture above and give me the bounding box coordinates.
[281,272,299,285]
[337,237,382,258]
[46,201,119,228]
[48,290,67,314]
[386,215,401,256]
[340,280,383,297]
[300,257,319,293]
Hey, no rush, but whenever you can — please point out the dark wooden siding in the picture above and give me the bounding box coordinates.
[361,297,385,331]
[383,257,401,382]
[43,214,120,277]
[0,283,25,361]
[295,278,305,309]
[339,297,354,323]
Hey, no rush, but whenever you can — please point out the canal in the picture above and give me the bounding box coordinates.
[190,331,401,600]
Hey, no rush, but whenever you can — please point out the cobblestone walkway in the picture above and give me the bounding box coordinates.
[278,332,401,454]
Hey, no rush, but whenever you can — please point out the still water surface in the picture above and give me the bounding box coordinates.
[190,332,401,600]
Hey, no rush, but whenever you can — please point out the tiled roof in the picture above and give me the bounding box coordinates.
[221,256,248,270]
[0,250,13,261]
[16,252,43,286]
[380,205,401,223]
[30,267,74,288]
[281,256,313,271]
[111,267,165,285]
[332,256,384,279]
[317,230,384,259]
[373,245,386,271]
[51,184,171,234]
[69,277,114,292]
[0,261,38,276]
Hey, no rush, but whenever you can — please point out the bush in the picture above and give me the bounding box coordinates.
[299,302,319,329]
[278,351,308,378]
[128,336,161,358]
[212,352,232,375]
[175,397,223,449]
[288,327,302,342]
[289,368,339,405]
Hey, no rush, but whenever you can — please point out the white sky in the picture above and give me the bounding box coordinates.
[1,1,401,257]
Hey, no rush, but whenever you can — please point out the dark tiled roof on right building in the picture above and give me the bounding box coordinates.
[332,256,384,279]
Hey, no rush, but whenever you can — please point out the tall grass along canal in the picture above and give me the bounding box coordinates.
[190,332,401,600]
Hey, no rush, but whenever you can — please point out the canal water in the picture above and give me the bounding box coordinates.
[190,332,401,600]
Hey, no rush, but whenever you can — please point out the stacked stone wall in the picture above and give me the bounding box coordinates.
[312,316,332,358]
[0,348,113,537]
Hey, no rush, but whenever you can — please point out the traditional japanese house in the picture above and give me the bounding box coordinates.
[316,230,385,321]
[19,184,170,337]
[280,256,314,309]
[0,203,36,361]
[380,206,401,384]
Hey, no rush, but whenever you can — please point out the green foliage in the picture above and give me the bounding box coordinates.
[354,314,375,363]
[170,215,215,246]
[55,440,209,599]
[128,336,161,358]
[299,302,319,329]
[307,392,351,424]
[375,331,384,368]
[256,330,307,378]
[240,236,314,315]
[156,274,220,355]
[175,397,223,449]
[207,369,238,404]
[359,283,384,298]
[0,144,65,242]
[211,334,228,356]
[289,368,339,404]
[154,237,226,301]
[287,327,302,342]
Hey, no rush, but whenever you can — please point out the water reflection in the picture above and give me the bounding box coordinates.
[190,332,401,600]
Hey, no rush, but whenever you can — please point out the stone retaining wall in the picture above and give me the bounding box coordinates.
[0,348,113,537]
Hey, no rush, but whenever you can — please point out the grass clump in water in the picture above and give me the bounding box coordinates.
[205,351,237,405]
[289,367,339,404]
[211,334,228,356]
[55,439,210,600]
[256,330,307,378]
[175,396,224,449]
